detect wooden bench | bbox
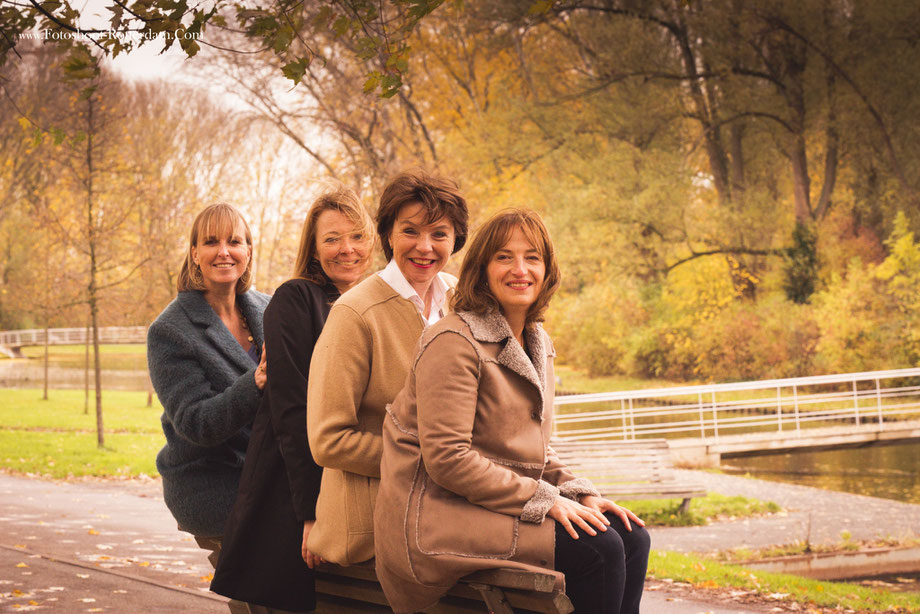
[551,437,706,513]
[315,561,573,613]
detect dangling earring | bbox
[192,261,203,286]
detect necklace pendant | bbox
[248,335,254,342]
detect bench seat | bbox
[315,562,573,613]
[551,437,706,512]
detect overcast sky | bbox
[71,0,204,82]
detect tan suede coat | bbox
[374,311,599,613]
[306,273,455,565]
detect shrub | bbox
[547,282,648,376]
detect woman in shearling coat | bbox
[147,203,269,600]
[374,209,650,614]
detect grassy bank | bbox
[555,364,683,393]
[630,493,781,527]
[650,550,920,612]
[7,343,148,371]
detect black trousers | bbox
[553,512,650,614]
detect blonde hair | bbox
[451,209,561,326]
[292,184,375,285]
[177,203,253,293]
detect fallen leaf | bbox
[200,573,213,582]
[87,529,99,535]
[13,589,24,595]
[13,544,26,549]
[79,598,96,602]
[15,563,28,568]
[76,574,89,579]
[137,561,150,567]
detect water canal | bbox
[723,443,920,505]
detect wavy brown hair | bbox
[292,184,375,285]
[177,203,253,294]
[375,169,469,261]
[451,209,561,326]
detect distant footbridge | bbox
[0,326,147,358]
[554,368,920,467]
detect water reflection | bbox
[723,443,920,504]
[0,361,150,391]
[848,572,920,593]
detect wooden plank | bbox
[463,568,556,593]
[318,563,573,613]
[552,437,706,504]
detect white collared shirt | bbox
[378,258,449,325]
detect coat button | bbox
[539,559,548,566]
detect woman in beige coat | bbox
[375,209,650,614]
[306,170,469,565]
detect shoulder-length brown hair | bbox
[292,184,375,285]
[177,203,254,294]
[451,209,561,326]
[376,169,469,261]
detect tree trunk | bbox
[42,324,49,401]
[85,95,105,449]
[90,294,104,448]
[84,313,90,415]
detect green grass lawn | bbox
[555,364,685,394]
[0,430,160,478]
[1,388,162,432]
[18,343,148,357]
[630,493,781,527]
[650,550,920,612]
[0,388,163,478]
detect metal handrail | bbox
[553,368,920,441]
[0,326,147,347]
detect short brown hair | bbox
[451,209,561,326]
[292,183,375,285]
[375,169,469,260]
[177,203,253,294]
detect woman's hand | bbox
[254,343,267,390]
[580,495,645,532]
[301,520,325,569]
[547,496,611,540]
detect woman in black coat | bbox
[211,185,374,613]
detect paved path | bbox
[655,470,920,554]
[2,472,908,613]
[0,475,225,613]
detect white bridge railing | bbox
[553,368,920,441]
[0,326,148,347]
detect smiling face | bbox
[191,220,251,293]
[486,226,546,319]
[389,202,456,296]
[314,209,371,293]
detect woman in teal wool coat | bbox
[147,203,269,614]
